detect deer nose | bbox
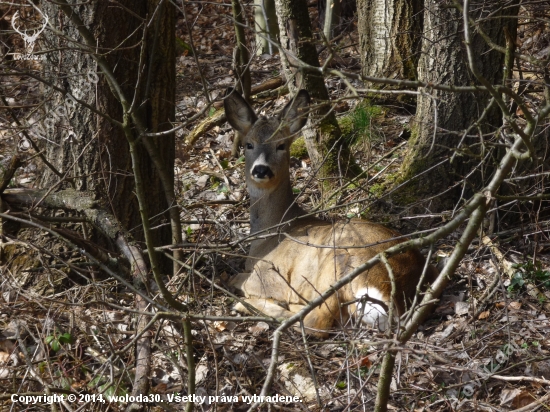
[252,165,274,180]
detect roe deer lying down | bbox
[224,89,438,335]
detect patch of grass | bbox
[335,381,347,390]
[339,101,382,146]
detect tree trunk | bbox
[38,1,175,272]
[358,0,422,80]
[232,0,252,156]
[322,0,340,41]
[254,0,279,55]
[232,0,252,100]
[274,0,360,196]
[397,1,519,211]
[319,0,356,39]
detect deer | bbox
[224,88,438,336]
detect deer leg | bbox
[234,299,336,338]
[289,297,339,337]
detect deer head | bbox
[224,88,310,197]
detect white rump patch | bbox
[355,288,389,331]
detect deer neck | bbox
[248,176,304,235]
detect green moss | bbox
[319,120,339,136]
[392,187,421,206]
[391,124,426,190]
[368,183,385,198]
[365,171,401,199]
[290,136,308,158]
[385,172,399,184]
[307,117,364,200]
[338,115,354,137]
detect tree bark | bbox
[358,0,422,80]
[35,1,177,404]
[319,0,356,39]
[254,0,279,55]
[274,0,360,196]
[232,0,251,100]
[322,0,339,41]
[397,1,519,210]
[231,0,252,156]
[38,1,175,272]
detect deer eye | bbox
[246,143,254,150]
[276,143,285,151]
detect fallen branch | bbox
[2,187,155,402]
[3,188,98,214]
[0,155,23,195]
[185,109,226,147]
[511,392,550,412]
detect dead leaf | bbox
[478,310,491,320]
[500,388,522,406]
[512,390,535,408]
[509,301,522,310]
[0,340,15,353]
[195,363,209,384]
[248,321,269,335]
[70,381,85,390]
[359,357,372,368]
[152,383,167,394]
[434,301,454,315]
[455,301,470,316]
[516,107,524,116]
[211,321,227,332]
[495,302,506,309]
[219,271,229,282]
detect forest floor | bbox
[1,1,550,411]
[170,2,550,411]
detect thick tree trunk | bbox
[358,0,422,80]
[397,1,519,211]
[274,0,360,196]
[38,1,175,272]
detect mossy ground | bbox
[290,136,308,158]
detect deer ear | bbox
[279,90,310,135]
[224,88,257,135]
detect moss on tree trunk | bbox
[395,1,519,211]
[274,0,361,197]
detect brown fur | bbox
[224,89,438,336]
